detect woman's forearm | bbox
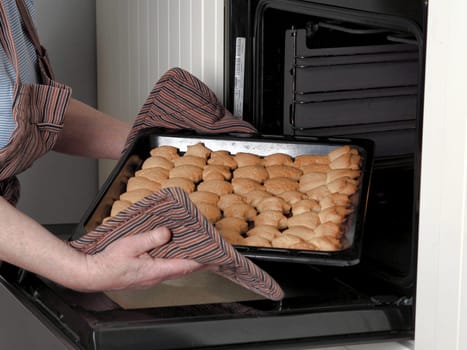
[53,98,131,160]
[0,196,203,291]
[0,196,89,290]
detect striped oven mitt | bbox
[70,187,284,301]
[123,67,257,153]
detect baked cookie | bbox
[255,196,291,214]
[318,206,352,224]
[299,172,327,193]
[202,164,232,181]
[234,152,262,167]
[327,178,358,195]
[218,228,244,245]
[169,165,203,182]
[306,185,331,201]
[240,235,272,248]
[189,191,220,206]
[173,155,206,168]
[135,167,170,183]
[198,179,233,196]
[301,164,329,174]
[185,142,212,160]
[161,177,195,193]
[232,178,265,195]
[141,156,174,170]
[266,165,302,180]
[195,202,222,224]
[332,153,360,170]
[244,190,273,207]
[208,150,237,169]
[233,165,269,183]
[215,217,249,234]
[283,226,317,241]
[327,169,361,183]
[319,193,351,210]
[287,211,320,230]
[289,241,318,250]
[291,199,320,216]
[277,191,306,205]
[120,189,153,203]
[271,234,304,249]
[126,176,161,192]
[264,177,299,195]
[294,154,329,168]
[217,193,245,211]
[223,203,257,221]
[306,236,341,251]
[149,145,179,160]
[262,153,293,167]
[314,222,341,238]
[246,225,281,241]
[328,145,351,162]
[253,211,288,230]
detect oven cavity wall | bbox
[224,0,425,296]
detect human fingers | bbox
[117,227,172,257]
[84,249,202,291]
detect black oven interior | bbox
[225,0,425,297]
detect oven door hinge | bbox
[370,295,413,306]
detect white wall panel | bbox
[416,0,467,350]
[96,0,224,122]
[96,0,225,183]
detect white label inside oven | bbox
[233,37,246,119]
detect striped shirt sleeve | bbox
[0,0,39,149]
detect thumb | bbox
[125,227,171,256]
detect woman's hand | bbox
[80,227,204,291]
[0,196,203,292]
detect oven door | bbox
[0,242,414,350]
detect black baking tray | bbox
[72,128,373,266]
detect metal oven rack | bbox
[283,23,420,157]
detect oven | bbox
[221,0,426,344]
[0,0,427,349]
[226,0,426,288]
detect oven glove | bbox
[69,187,285,301]
[123,67,257,153]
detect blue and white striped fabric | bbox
[0,0,39,149]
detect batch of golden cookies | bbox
[107,142,362,252]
